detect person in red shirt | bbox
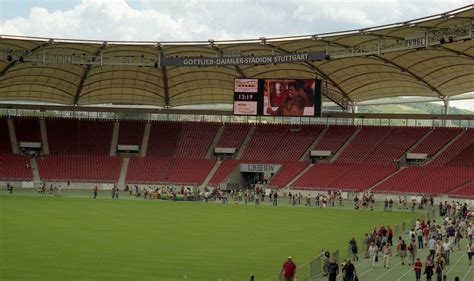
[414,258,422,281]
[281,256,296,281]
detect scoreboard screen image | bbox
[233,78,321,117]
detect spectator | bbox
[424,256,435,281]
[428,236,437,260]
[368,242,378,267]
[382,243,392,268]
[467,241,473,266]
[398,239,407,265]
[349,236,359,261]
[342,259,356,281]
[414,257,422,281]
[327,257,339,281]
[319,249,330,276]
[408,239,417,266]
[280,256,296,281]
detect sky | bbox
[0,0,473,110]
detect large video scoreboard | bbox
[233,78,322,117]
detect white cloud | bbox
[1,0,472,41]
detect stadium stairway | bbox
[201,159,223,187]
[39,119,49,155]
[329,127,361,163]
[299,127,329,161]
[404,128,433,154]
[235,125,256,160]
[285,163,314,188]
[117,158,130,189]
[30,158,41,188]
[368,167,406,191]
[423,129,465,166]
[7,118,19,154]
[140,122,151,157]
[110,121,120,156]
[205,124,225,159]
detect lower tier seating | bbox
[448,182,474,198]
[373,166,474,195]
[0,153,33,180]
[37,155,122,182]
[291,163,398,191]
[126,157,215,185]
[208,160,239,186]
[267,161,309,189]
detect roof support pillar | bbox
[73,42,107,105]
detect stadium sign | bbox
[240,163,282,173]
[160,51,327,67]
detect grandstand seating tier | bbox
[241,124,323,161]
[267,161,309,189]
[373,166,474,195]
[13,117,41,143]
[0,118,11,153]
[46,119,114,155]
[126,157,216,185]
[429,130,474,167]
[36,155,122,182]
[292,163,398,191]
[216,123,251,149]
[0,154,33,180]
[313,125,356,152]
[117,120,146,145]
[147,122,218,158]
[208,159,239,186]
[411,128,462,156]
[448,182,474,198]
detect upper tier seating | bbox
[361,127,429,164]
[291,163,397,191]
[118,120,146,145]
[46,118,113,155]
[0,153,33,180]
[313,125,356,153]
[411,128,462,156]
[241,124,323,161]
[0,118,11,152]
[373,166,474,195]
[216,123,250,149]
[429,129,474,167]
[445,143,474,167]
[335,126,428,165]
[126,157,216,185]
[335,126,393,164]
[13,117,41,143]
[147,122,218,158]
[36,155,122,182]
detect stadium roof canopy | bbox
[0,5,473,110]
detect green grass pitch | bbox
[0,194,417,281]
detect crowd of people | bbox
[281,212,473,281]
[363,216,473,280]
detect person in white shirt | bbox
[382,244,392,268]
[467,225,473,242]
[428,236,437,259]
[442,238,453,265]
[368,243,379,267]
